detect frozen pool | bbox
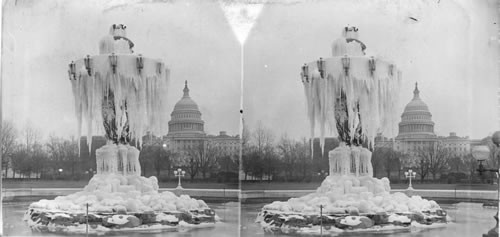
[240,202,497,237]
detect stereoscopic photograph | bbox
[1,0,499,237]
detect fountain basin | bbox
[256,209,449,235]
[23,207,217,234]
[256,174,451,234]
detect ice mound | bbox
[262,175,440,215]
[28,174,208,213]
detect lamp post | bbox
[472,132,499,237]
[404,169,416,190]
[174,168,186,189]
[85,168,94,180]
[319,204,324,236]
[317,170,328,181]
[58,168,63,180]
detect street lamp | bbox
[404,169,416,190]
[174,168,186,189]
[317,170,328,180]
[58,168,63,180]
[85,168,94,180]
[319,204,324,236]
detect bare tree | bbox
[241,122,251,153]
[277,134,311,181]
[185,148,200,181]
[139,143,172,178]
[46,136,79,178]
[486,140,499,169]
[155,148,172,178]
[253,121,274,154]
[23,123,41,152]
[11,144,28,178]
[1,120,17,177]
[277,134,295,181]
[462,153,478,182]
[10,123,44,178]
[187,142,220,179]
[372,147,401,180]
[253,122,277,181]
[295,137,312,181]
[31,143,48,179]
[417,143,451,181]
[241,124,253,180]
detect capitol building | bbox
[375,83,471,156]
[162,81,239,156]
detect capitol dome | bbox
[396,82,436,140]
[167,81,205,136]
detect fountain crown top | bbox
[332,26,364,56]
[343,26,359,39]
[183,80,190,97]
[109,24,127,37]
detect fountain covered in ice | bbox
[256,27,449,234]
[23,24,217,234]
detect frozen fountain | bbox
[256,27,450,234]
[23,24,217,234]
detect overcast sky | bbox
[2,0,498,141]
[2,0,241,139]
[244,0,498,140]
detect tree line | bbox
[140,136,239,182]
[0,120,239,181]
[2,119,495,183]
[372,139,498,183]
[1,121,80,179]
[242,121,315,182]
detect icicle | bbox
[302,53,401,157]
[351,146,360,176]
[70,55,169,150]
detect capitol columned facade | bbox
[375,83,471,157]
[163,81,239,156]
[394,83,438,153]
